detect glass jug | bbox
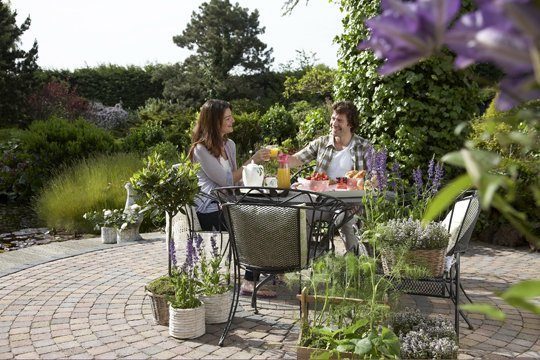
[277,154,291,188]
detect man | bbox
[288,101,371,253]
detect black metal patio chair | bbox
[397,190,481,340]
[212,186,349,346]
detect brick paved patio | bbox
[0,236,538,359]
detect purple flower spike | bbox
[210,234,219,258]
[185,235,196,272]
[358,0,461,75]
[374,149,388,190]
[365,144,375,174]
[413,167,423,194]
[427,156,435,184]
[169,238,177,268]
[497,74,540,111]
[431,162,444,194]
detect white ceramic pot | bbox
[101,227,117,244]
[169,303,206,339]
[200,291,232,324]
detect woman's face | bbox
[220,108,234,136]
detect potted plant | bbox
[197,233,232,324]
[377,218,450,277]
[296,253,401,359]
[117,203,143,243]
[83,208,123,244]
[131,153,201,329]
[145,275,175,326]
[167,235,205,339]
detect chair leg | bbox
[460,282,473,303]
[252,274,274,315]
[218,259,241,346]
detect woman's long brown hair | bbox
[188,99,232,160]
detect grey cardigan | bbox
[192,139,238,213]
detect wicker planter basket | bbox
[145,289,169,326]
[382,248,446,277]
[169,303,206,339]
[200,291,232,324]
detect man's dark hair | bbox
[332,101,358,133]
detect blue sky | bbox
[11,0,343,70]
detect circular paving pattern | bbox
[0,239,538,359]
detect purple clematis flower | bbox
[358,0,461,75]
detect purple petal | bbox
[497,74,540,111]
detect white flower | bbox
[83,213,88,219]
[130,204,141,211]
[103,210,112,217]
[120,222,128,230]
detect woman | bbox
[188,99,275,297]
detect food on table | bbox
[345,169,366,179]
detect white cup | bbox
[264,176,278,188]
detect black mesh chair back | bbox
[442,190,480,256]
[213,186,348,346]
[225,204,309,272]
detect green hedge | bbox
[37,65,163,109]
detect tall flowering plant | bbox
[167,232,203,309]
[361,147,445,231]
[198,234,231,296]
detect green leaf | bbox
[460,303,506,320]
[500,280,540,299]
[354,338,372,355]
[423,174,472,222]
[503,296,540,315]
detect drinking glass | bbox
[265,145,280,160]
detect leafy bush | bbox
[27,81,89,121]
[260,104,296,145]
[230,111,261,158]
[18,117,116,192]
[137,98,195,153]
[35,153,143,233]
[122,121,166,155]
[147,141,181,166]
[0,140,35,200]
[296,106,331,147]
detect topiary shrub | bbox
[35,153,143,233]
[17,117,117,192]
[260,104,296,146]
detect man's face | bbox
[330,111,352,138]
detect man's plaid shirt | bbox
[294,134,371,174]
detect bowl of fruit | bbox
[303,172,330,192]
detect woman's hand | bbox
[251,148,270,163]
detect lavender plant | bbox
[198,234,231,296]
[392,309,457,359]
[378,218,449,250]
